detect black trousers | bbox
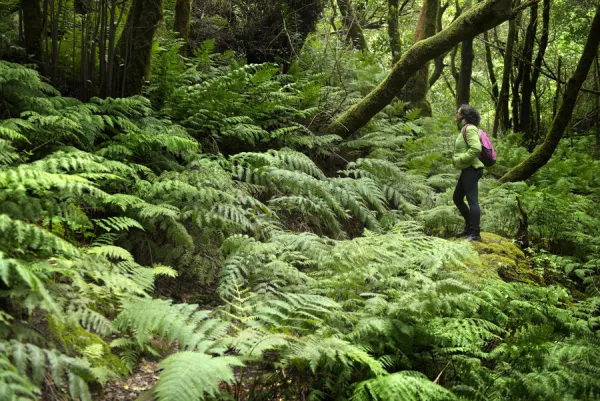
[453,166,484,234]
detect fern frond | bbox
[155,353,243,401]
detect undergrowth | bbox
[0,52,599,401]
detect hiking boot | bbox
[455,226,471,237]
[466,233,482,242]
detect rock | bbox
[464,233,544,284]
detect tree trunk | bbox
[529,0,549,136]
[594,55,600,159]
[21,0,44,65]
[492,17,515,138]
[428,2,449,87]
[174,0,192,42]
[517,1,537,134]
[499,4,600,183]
[387,0,402,64]
[326,0,513,139]
[552,56,562,118]
[399,0,440,116]
[50,0,63,82]
[337,0,368,51]
[114,0,163,97]
[483,30,499,102]
[456,37,474,107]
[102,0,119,97]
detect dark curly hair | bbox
[458,104,481,126]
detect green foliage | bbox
[155,353,243,401]
[2,38,600,401]
[352,371,456,401]
[0,340,94,401]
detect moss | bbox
[49,317,128,377]
[471,232,525,260]
[468,233,544,284]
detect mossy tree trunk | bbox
[399,0,439,117]
[428,2,450,87]
[387,0,402,63]
[326,0,513,139]
[483,30,499,102]
[174,0,192,42]
[21,0,44,65]
[456,37,474,108]
[499,4,600,183]
[113,0,163,97]
[595,55,600,159]
[492,17,515,138]
[529,0,549,138]
[517,1,537,135]
[511,13,522,130]
[337,0,368,51]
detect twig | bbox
[434,362,451,384]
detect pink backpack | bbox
[462,124,497,167]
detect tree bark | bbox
[428,2,450,87]
[483,30,499,102]
[511,14,522,131]
[174,0,192,42]
[387,0,402,64]
[517,1,537,134]
[326,0,513,139]
[499,4,600,183]
[456,37,474,107]
[529,0,549,136]
[552,56,562,118]
[492,17,515,138]
[594,55,600,159]
[114,0,163,97]
[399,0,440,116]
[21,0,44,65]
[337,0,368,51]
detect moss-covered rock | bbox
[461,233,544,284]
[49,317,129,377]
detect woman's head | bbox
[456,104,481,125]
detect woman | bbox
[452,104,484,242]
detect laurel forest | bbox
[1,0,600,400]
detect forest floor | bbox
[95,232,543,401]
[101,361,159,401]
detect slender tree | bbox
[337,0,368,50]
[510,12,522,130]
[552,56,562,118]
[387,0,402,63]
[326,0,514,139]
[492,17,516,138]
[428,1,450,86]
[400,0,440,116]
[517,0,537,134]
[21,0,44,65]
[456,37,474,107]
[499,4,600,183]
[114,0,164,97]
[174,0,192,42]
[529,0,549,137]
[594,55,600,159]
[483,30,499,102]
[455,0,474,108]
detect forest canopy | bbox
[1,0,600,400]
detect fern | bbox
[0,341,93,401]
[352,371,456,401]
[155,353,243,401]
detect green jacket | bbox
[453,122,484,170]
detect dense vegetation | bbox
[1,0,600,400]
